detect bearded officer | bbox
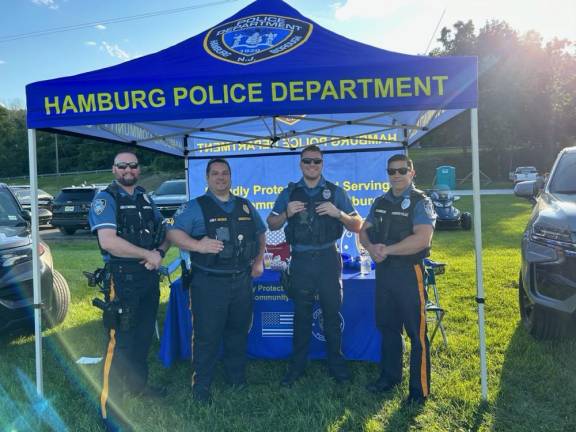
[359,153,436,406]
[267,145,363,387]
[167,158,266,404]
[89,149,169,431]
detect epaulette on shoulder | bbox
[411,188,427,199]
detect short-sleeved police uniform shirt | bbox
[88,182,163,260]
[168,190,266,237]
[271,176,358,252]
[365,184,436,227]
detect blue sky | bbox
[1,0,574,108]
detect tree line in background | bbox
[0,107,183,178]
[0,19,574,181]
[421,19,576,179]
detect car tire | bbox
[518,272,570,340]
[460,212,472,230]
[44,270,70,328]
[59,227,76,235]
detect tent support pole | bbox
[184,135,190,200]
[470,108,488,400]
[28,128,44,396]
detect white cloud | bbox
[330,0,575,54]
[32,0,59,10]
[84,41,97,46]
[100,41,131,60]
[0,60,6,65]
[95,24,107,30]
[333,0,412,20]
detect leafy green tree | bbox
[427,19,576,179]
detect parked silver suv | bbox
[515,146,576,339]
[150,179,187,218]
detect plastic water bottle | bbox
[360,250,371,276]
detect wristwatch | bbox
[155,248,166,258]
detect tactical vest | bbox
[368,188,430,264]
[189,194,258,273]
[101,182,162,260]
[284,181,344,246]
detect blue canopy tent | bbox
[25,0,486,399]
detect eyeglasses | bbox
[301,158,323,165]
[115,162,139,170]
[387,167,410,176]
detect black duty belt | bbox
[195,269,250,278]
[108,260,147,273]
[291,246,337,258]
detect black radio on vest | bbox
[284,181,343,245]
[189,194,258,272]
[367,189,430,264]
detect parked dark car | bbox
[51,185,105,235]
[0,183,70,333]
[150,179,187,218]
[9,185,54,226]
[515,146,576,339]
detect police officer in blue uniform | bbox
[360,154,436,405]
[167,158,266,404]
[89,150,169,431]
[267,145,363,387]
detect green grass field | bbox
[2,195,575,431]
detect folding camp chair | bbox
[424,258,448,348]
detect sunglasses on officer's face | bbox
[301,158,323,165]
[115,162,139,170]
[387,167,410,176]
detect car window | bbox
[11,188,51,198]
[0,189,25,226]
[156,181,186,195]
[55,189,96,202]
[549,153,576,194]
[13,189,29,200]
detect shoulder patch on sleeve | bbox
[173,203,186,218]
[93,198,107,215]
[423,199,436,219]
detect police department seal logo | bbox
[277,115,306,125]
[424,199,436,219]
[93,199,106,215]
[203,14,313,65]
[312,306,345,342]
[322,188,332,200]
[401,198,411,210]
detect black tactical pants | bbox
[375,261,430,398]
[190,270,252,393]
[289,246,346,374]
[100,261,160,425]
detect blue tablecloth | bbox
[158,269,380,367]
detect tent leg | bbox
[470,109,488,400]
[184,135,190,200]
[184,157,190,200]
[28,129,44,397]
